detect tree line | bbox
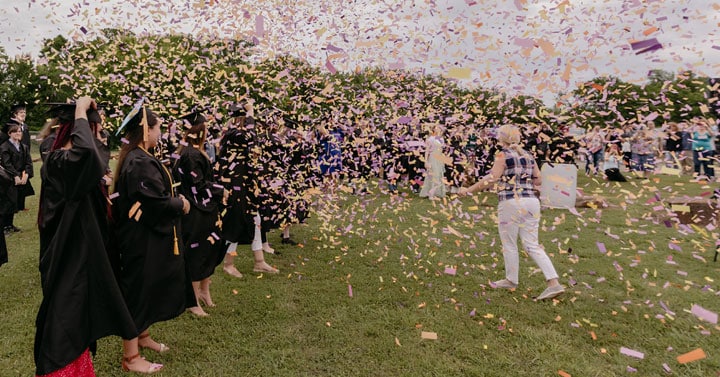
[1,29,717,145]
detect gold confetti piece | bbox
[445,67,472,79]
[128,201,141,219]
[394,337,401,347]
[420,331,437,340]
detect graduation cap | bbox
[180,110,206,127]
[117,99,150,141]
[45,102,103,123]
[228,103,246,118]
[3,121,21,135]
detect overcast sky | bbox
[1,0,719,104]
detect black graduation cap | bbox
[45,102,102,123]
[228,103,246,118]
[180,110,206,126]
[3,120,21,134]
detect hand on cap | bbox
[75,96,97,120]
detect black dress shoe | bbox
[281,237,298,245]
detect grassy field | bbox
[1,161,718,377]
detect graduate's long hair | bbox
[176,121,210,161]
[50,119,102,152]
[38,119,59,142]
[114,108,160,188]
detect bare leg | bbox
[223,252,243,278]
[138,329,170,353]
[253,249,278,273]
[198,278,215,307]
[188,281,208,316]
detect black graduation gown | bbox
[0,132,6,266]
[39,133,57,162]
[217,127,256,245]
[34,119,137,375]
[113,147,195,333]
[0,175,6,266]
[284,139,311,224]
[172,146,226,281]
[0,141,21,216]
[0,138,35,210]
[256,132,290,231]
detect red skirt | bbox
[36,349,95,377]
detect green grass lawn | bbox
[1,162,718,377]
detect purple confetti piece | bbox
[596,241,606,253]
[620,347,644,359]
[630,38,659,50]
[691,304,718,324]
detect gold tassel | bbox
[173,226,180,255]
[142,107,149,142]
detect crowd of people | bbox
[0,96,718,376]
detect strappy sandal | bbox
[121,353,163,374]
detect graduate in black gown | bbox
[5,103,35,212]
[113,103,193,374]
[0,122,34,233]
[217,105,279,277]
[172,111,228,317]
[0,128,6,266]
[34,98,137,377]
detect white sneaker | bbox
[536,285,565,300]
[491,279,518,289]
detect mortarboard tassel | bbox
[173,226,180,255]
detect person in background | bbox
[620,123,635,171]
[419,124,447,199]
[34,98,137,377]
[630,125,655,179]
[584,125,605,175]
[678,121,694,174]
[7,104,31,151]
[0,122,34,233]
[459,124,564,301]
[6,104,34,211]
[663,122,683,171]
[691,118,716,182]
[0,127,8,266]
[603,143,627,182]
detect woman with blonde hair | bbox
[459,124,564,301]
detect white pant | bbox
[226,213,263,253]
[497,197,559,284]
